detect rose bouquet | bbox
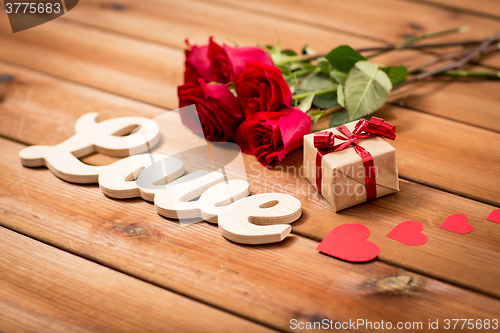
[178,38,311,167]
[179,29,500,166]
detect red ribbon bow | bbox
[313,117,396,201]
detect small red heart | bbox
[487,209,500,224]
[387,220,428,246]
[317,223,380,262]
[439,214,473,234]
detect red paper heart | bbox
[439,214,473,234]
[487,209,500,224]
[317,223,380,262]
[387,220,428,246]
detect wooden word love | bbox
[19,112,302,245]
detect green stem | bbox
[393,30,500,90]
[276,39,491,66]
[409,43,500,74]
[283,67,316,79]
[292,87,337,101]
[399,26,468,47]
[435,70,500,78]
[306,105,344,121]
[368,26,469,59]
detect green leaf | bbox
[227,82,237,98]
[328,109,350,127]
[297,92,316,112]
[329,110,372,127]
[289,62,305,71]
[337,84,345,107]
[312,92,339,109]
[288,72,297,94]
[318,57,330,75]
[269,46,281,64]
[308,110,324,125]
[382,66,409,86]
[344,61,392,119]
[278,65,292,76]
[325,45,367,73]
[282,49,297,56]
[302,45,315,55]
[330,68,348,86]
[298,74,336,92]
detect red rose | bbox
[235,107,312,167]
[184,42,212,84]
[184,38,273,84]
[178,79,243,142]
[235,61,293,118]
[209,38,273,83]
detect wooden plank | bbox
[375,104,500,207]
[61,0,375,51]
[1,9,500,134]
[0,227,276,333]
[61,0,500,132]
[61,0,500,70]
[57,0,500,132]
[388,69,500,132]
[1,63,500,299]
[0,18,183,109]
[2,4,500,135]
[60,0,500,47]
[61,0,492,73]
[200,0,500,42]
[409,0,500,20]
[0,63,165,146]
[199,0,500,65]
[2,138,500,332]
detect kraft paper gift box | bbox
[303,117,399,212]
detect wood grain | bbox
[375,104,500,207]
[388,70,500,132]
[409,0,500,19]
[0,227,276,333]
[58,0,500,132]
[0,19,183,109]
[61,0,375,51]
[60,0,500,126]
[1,63,500,299]
[2,137,500,332]
[1,8,499,134]
[1,0,499,330]
[203,0,500,66]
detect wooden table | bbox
[1,0,500,332]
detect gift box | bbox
[303,117,398,212]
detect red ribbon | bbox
[313,117,396,201]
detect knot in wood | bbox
[123,225,146,236]
[110,3,125,11]
[0,74,14,82]
[375,275,413,292]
